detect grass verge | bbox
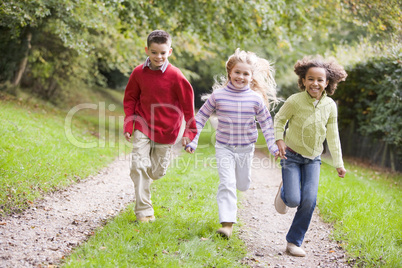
[256,134,402,267]
[318,160,402,267]
[62,130,248,267]
[0,88,129,217]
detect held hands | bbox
[185,146,194,154]
[275,139,287,160]
[181,137,195,154]
[181,137,191,147]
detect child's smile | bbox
[145,43,172,70]
[229,62,253,89]
[302,67,329,100]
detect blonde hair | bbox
[209,48,278,109]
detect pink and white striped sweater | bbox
[187,82,278,156]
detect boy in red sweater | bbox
[123,30,197,223]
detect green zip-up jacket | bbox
[274,91,344,168]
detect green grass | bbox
[255,134,402,267]
[62,129,247,267]
[318,161,402,267]
[0,89,130,216]
[3,92,401,267]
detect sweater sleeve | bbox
[186,94,216,151]
[256,102,278,156]
[274,97,294,141]
[174,70,197,140]
[123,69,140,134]
[326,102,344,168]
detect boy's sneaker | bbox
[137,215,155,223]
[286,242,306,257]
[275,182,288,214]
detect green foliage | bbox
[336,48,402,153]
[335,0,402,38]
[1,0,401,102]
[0,1,49,33]
[1,0,142,98]
[318,161,402,267]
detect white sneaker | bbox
[274,182,288,214]
[286,242,306,257]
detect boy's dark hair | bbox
[147,30,171,47]
[294,56,347,95]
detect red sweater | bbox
[123,63,197,144]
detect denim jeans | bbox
[280,148,321,247]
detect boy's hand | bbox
[181,137,191,147]
[124,132,131,142]
[336,167,346,178]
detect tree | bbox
[335,49,402,170]
[0,0,400,102]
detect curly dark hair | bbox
[294,56,347,95]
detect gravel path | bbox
[238,150,351,267]
[0,157,134,267]
[0,146,350,267]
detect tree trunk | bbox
[390,148,395,172]
[12,30,32,86]
[372,140,384,164]
[46,77,58,99]
[346,120,355,155]
[380,143,388,168]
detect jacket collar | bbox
[303,90,327,104]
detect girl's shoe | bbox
[274,182,288,214]
[216,222,233,238]
[286,242,306,257]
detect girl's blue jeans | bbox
[280,148,321,247]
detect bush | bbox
[335,50,402,171]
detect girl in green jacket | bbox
[274,56,347,257]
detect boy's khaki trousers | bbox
[130,130,172,219]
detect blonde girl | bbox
[185,48,279,237]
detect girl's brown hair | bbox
[294,56,347,95]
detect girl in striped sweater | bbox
[185,48,279,238]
